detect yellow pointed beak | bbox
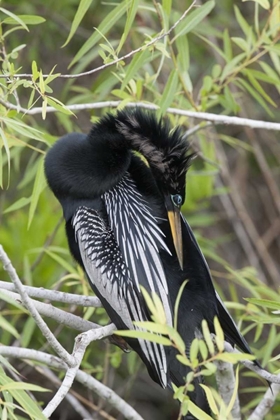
[168,209,183,270]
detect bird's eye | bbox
[171,194,182,207]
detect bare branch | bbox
[0,245,74,367]
[223,341,280,385]
[1,98,280,131]
[0,280,102,307]
[247,383,280,420]
[43,324,116,418]
[0,346,144,420]
[0,289,101,331]
[214,359,241,420]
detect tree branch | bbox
[248,383,280,420]
[0,280,102,307]
[0,245,74,367]
[0,346,143,420]
[1,99,279,131]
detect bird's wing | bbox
[102,172,173,328]
[181,215,256,357]
[72,204,170,387]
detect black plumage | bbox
[45,109,259,419]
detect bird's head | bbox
[116,109,194,269]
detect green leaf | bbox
[28,157,47,229]
[63,0,93,47]
[234,6,251,37]
[158,69,178,115]
[21,318,36,348]
[3,15,45,25]
[231,37,249,53]
[121,48,150,90]
[220,52,246,81]
[187,400,214,420]
[117,0,139,53]
[201,320,215,355]
[162,0,172,15]
[165,326,186,354]
[0,370,47,419]
[174,280,188,331]
[176,354,191,367]
[115,330,172,346]
[0,8,29,31]
[243,69,277,106]
[223,29,232,61]
[133,321,168,335]
[44,250,77,274]
[216,352,256,363]
[235,78,274,116]
[46,97,73,115]
[242,0,270,10]
[200,384,218,415]
[213,316,224,352]
[245,298,280,310]
[70,0,131,66]
[173,1,215,40]
[4,197,31,214]
[0,315,19,339]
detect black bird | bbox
[45,109,258,419]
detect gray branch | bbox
[0,346,143,420]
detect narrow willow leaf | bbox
[3,15,45,25]
[213,316,224,353]
[245,298,280,310]
[162,0,172,15]
[243,69,277,106]
[46,97,73,115]
[0,371,46,419]
[28,157,47,228]
[190,338,199,363]
[158,69,178,115]
[201,320,215,355]
[0,316,19,339]
[44,250,77,274]
[216,352,256,363]
[0,8,29,30]
[71,1,131,66]
[0,127,10,186]
[173,1,215,40]
[243,0,270,9]
[133,321,168,335]
[234,6,251,36]
[63,0,93,47]
[115,330,172,346]
[200,384,219,415]
[176,354,191,367]
[117,0,139,53]
[174,280,188,331]
[3,197,30,214]
[231,36,249,53]
[187,400,214,420]
[220,52,246,81]
[236,78,274,116]
[166,326,186,354]
[223,29,232,61]
[140,286,157,318]
[121,48,150,90]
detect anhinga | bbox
[45,109,258,419]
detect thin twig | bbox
[1,3,196,80]
[0,245,75,367]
